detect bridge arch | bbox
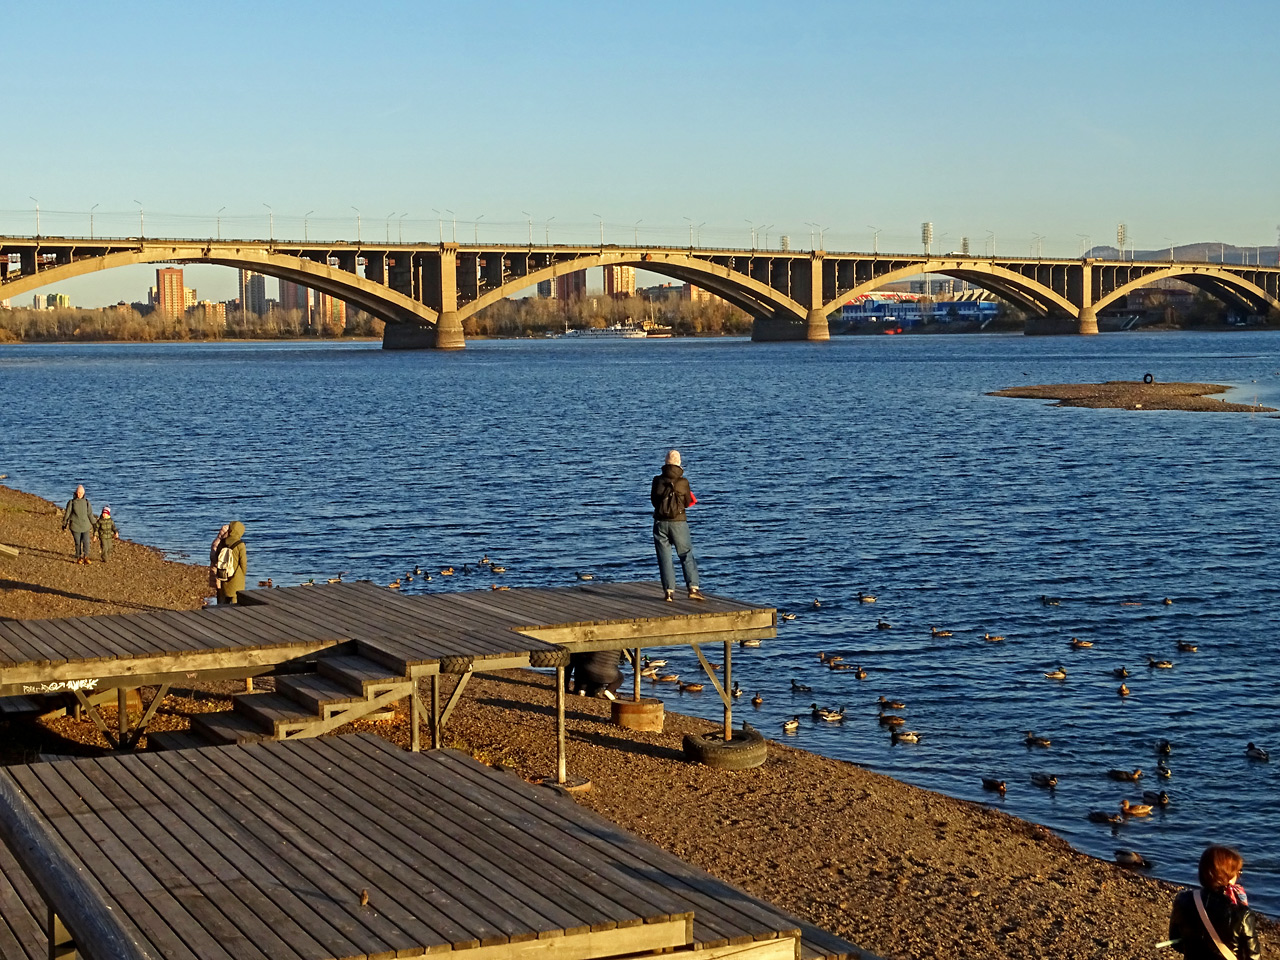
[458,251,810,327]
[1093,265,1280,315]
[0,243,440,327]
[819,259,1079,319]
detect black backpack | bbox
[655,479,683,520]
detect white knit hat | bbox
[665,449,681,466]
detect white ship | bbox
[560,323,649,339]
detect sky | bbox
[4,0,1279,306]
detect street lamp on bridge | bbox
[545,216,555,244]
[592,213,604,246]
[264,203,274,242]
[522,211,533,245]
[399,213,407,244]
[1164,236,1175,262]
[868,225,880,255]
[761,224,773,249]
[89,203,98,240]
[474,214,484,243]
[985,230,995,258]
[134,200,144,240]
[633,219,643,245]
[386,212,396,243]
[432,209,443,243]
[683,216,695,247]
[351,207,361,244]
[28,197,39,238]
[217,207,226,241]
[1031,233,1044,258]
[447,210,456,243]
[1077,234,1090,258]
[304,210,314,243]
[745,219,757,249]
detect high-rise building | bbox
[555,270,587,300]
[536,279,555,298]
[277,279,310,316]
[602,265,635,298]
[46,293,71,309]
[239,270,267,315]
[314,291,347,330]
[155,267,186,319]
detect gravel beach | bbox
[988,379,1276,412]
[1,483,1271,959]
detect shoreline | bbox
[990,379,1278,412]
[1,481,1274,958]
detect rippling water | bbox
[3,333,1278,911]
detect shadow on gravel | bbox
[0,578,165,613]
[472,694,606,725]
[568,728,686,762]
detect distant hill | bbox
[1086,242,1278,266]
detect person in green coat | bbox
[61,485,95,564]
[215,520,247,605]
[93,506,119,563]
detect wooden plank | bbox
[0,833,47,960]
[433,918,693,960]
[0,626,49,667]
[0,623,66,666]
[19,618,105,663]
[51,614,150,658]
[0,543,17,559]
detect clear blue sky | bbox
[5,0,1278,305]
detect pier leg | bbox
[411,681,422,752]
[430,674,442,750]
[117,688,128,741]
[555,666,567,785]
[1077,306,1099,335]
[805,307,831,341]
[434,311,465,350]
[723,640,733,740]
[634,647,641,702]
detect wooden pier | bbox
[0,735,867,960]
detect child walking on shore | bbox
[94,506,119,563]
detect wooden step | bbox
[276,674,363,717]
[353,639,412,675]
[317,655,407,696]
[147,730,211,751]
[233,692,318,736]
[190,710,271,745]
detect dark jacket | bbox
[1169,888,1261,960]
[651,464,693,522]
[577,650,624,686]
[216,520,247,603]
[62,496,94,534]
[94,513,117,540]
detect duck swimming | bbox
[1147,656,1174,669]
[853,665,868,680]
[878,712,906,727]
[931,626,953,637]
[1142,790,1171,806]
[1088,810,1124,824]
[1118,683,1130,697]
[858,592,877,603]
[1155,739,1172,755]
[679,682,704,693]
[1176,640,1198,652]
[876,619,892,630]
[740,637,762,648]
[812,704,845,722]
[1044,666,1068,680]
[731,681,744,698]
[981,778,1007,796]
[790,679,813,693]
[878,695,906,710]
[1030,772,1058,789]
[1024,731,1052,748]
[751,692,764,706]
[1120,799,1153,817]
[1069,638,1093,649]
[1245,742,1270,762]
[782,717,800,733]
[891,730,920,743]
[1107,768,1143,782]
[1112,666,1129,679]
[985,633,1005,643]
[1115,849,1151,868]
[1040,595,1061,606]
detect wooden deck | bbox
[0,735,866,960]
[0,581,775,697]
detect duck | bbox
[985,633,1005,643]
[326,577,342,584]
[981,778,1007,796]
[858,592,877,603]
[462,564,474,575]
[1043,665,1067,680]
[811,599,822,609]
[790,679,813,693]
[1176,640,1198,652]
[1030,772,1058,789]
[779,612,797,621]
[878,695,906,710]
[1162,598,1173,605]
[705,662,722,672]
[1115,849,1151,868]
[1024,731,1052,748]
[931,626,953,637]
[1112,666,1129,679]
[1107,768,1143,782]
[642,657,668,669]
[388,579,401,589]
[876,619,892,630]
[891,730,920,743]
[258,578,273,587]
[751,692,764,706]
[490,584,510,591]
[413,566,422,576]
[1120,799,1153,817]
[1040,595,1062,606]
[812,704,845,722]
[1155,739,1172,755]
[1088,810,1124,824]
[640,666,659,679]
[1146,655,1174,669]
[656,673,680,683]
[829,661,855,671]
[878,712,906,727]
[404,574,414,582]
[1156,763,1172,780]
[731,681,744,698]
[1118,683,1130,697]
[853,665,868,680]
[679,682,704,693]
[1245,742,1270,762]
[576,571,594,580]
[740,637,762,648]
[1121,601,1142,607]
[490,565,506,574]
[440,567,454,576]
[1069,637,1093,649]
[1142,790,1171,806]
[782,717,800,733]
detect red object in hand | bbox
[688,492,697,506]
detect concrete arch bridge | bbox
[2,236,1277,349]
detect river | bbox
[2,331,1278,911]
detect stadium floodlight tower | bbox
[921,221,934,256]
[1117,223,1128,260]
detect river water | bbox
[2,333,1278,912]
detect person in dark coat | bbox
[650,449,704,602]
[215,520,247,605]
[571,650,625,699]
[1168,844,1262,960]
[93,506,119,563]
[61,485,95,564]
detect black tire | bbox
[528,648,572,669]
[1143,373,1155,384]
[683,724,768,770]
[438,655,474,675]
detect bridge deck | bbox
[0,581,775,697]
[0,735,862,960]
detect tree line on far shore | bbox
[0,306,384,343]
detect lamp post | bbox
[29,197,39,237]
[216,206,226,241]
[350,206,361,243]
[134,200,144,240]
[592,213,604,246]
[695,221,705,245]
[385,212,396,243]
[984,230,995,258]
[868,225,880,254]
[1031,233,1043,257]
[761,224,773,249]
[744,219,756,249]
[683,216,695,246]
[304,210,314,243]
[89,203,98,240]
[814,223,827,249]
[633,218,643,245]
[398,213,407,244]
[447,209,456,243]
[545,216,555,244]
[432,208,443,243]
[522,210,533,245]
[474,213,484,243]
[1077,234,1090,257]
[264,203,274,242]
[1164,236,1175,261]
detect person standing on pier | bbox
[650,449,705,602]
[214,521,247,605]
[61,485,95,564]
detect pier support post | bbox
[805,307,831,341]
[1077,306,1099,335]
[434,311,465,350]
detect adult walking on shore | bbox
[61,485,95,564]
[650,449,704,602]
[1168,844,1261,960]
[214,521,247,605]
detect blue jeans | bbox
[653,520,700,592]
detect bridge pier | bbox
[434,311,465,350]
[806,308,831,342]
[1077,307,1099,335]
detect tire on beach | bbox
[438,655,474,675]
[528,648,572,669]
[683,724,768,770]
[1143,373,1155,384]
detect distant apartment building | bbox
[45,293,71,309]
[0,299,9,309]
[194,301,227,324]
[277,279,310,316]
[681,283,722,305]
[314,291,347,330]
[536,279,555,298]
[602,265,636,298]
[555,270,588,300]
[154,267,186,319]
[239,270,267,315]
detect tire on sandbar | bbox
[682,724,767,770]
[528,648,573,669]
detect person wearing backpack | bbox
[650,449,705,602]
[215,520,247,605]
